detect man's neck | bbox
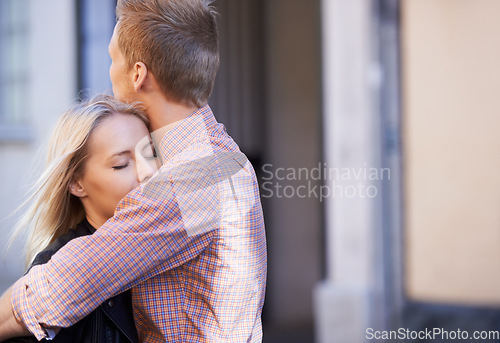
[145,94,199,131]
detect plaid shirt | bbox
[11,105,267,342]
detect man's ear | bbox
[69,179,87,198]
[133,62,148,93]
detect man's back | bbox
[122,105,267,341]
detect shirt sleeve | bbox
[11,149,221,340]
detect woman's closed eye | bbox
[112,163,129,170]
[109,150,133,170]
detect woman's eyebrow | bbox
[107,150,132,160]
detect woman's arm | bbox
[0,286,30,340]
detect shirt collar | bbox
[155,105,217,164]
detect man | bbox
[0,0,267,341]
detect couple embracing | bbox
[0,1,267,342]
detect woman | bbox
[6,94,158,343]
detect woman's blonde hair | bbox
[11,94,148,266]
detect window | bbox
[0,0,31,140]
[77,0,116,96]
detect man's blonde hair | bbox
[116,0,219,107]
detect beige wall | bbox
[402,0,500,305]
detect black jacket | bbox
[4,219,138,343]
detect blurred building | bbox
[1,0,500,342]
